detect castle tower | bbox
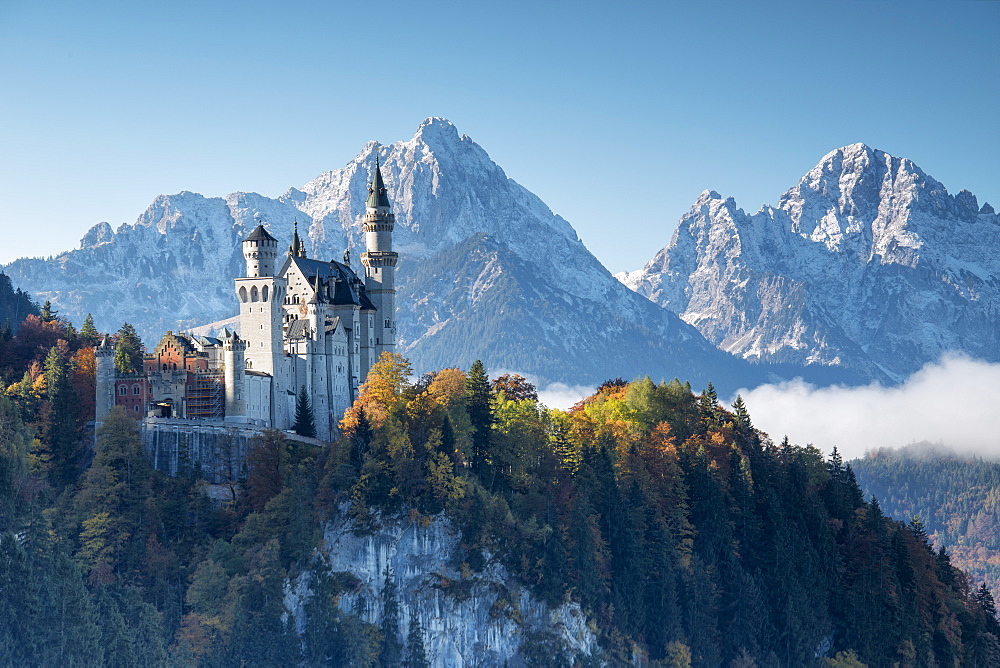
[222,329,247,421]
[360,157,398,363]
[95,334,116,420]
[236,224,286,378]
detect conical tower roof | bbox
[366,157,391,209]
[245,224,277,242]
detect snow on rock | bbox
[620,143,1000,382]
[2,118,746,389]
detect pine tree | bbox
[698,382,721,427]
[405,613,430,668]
[293,385,317,438]
[114,322,144,374]
[379,565,403,667]
[40,300,57,323]
[41,346,80,486]
[79,313,99,345]
[731,394,752,431]
[465,360,493,479]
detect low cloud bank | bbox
[537,382,597,411]
[736,354,1000,460]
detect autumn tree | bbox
[491,373,538,402]
[342,352,412,431]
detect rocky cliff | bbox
[286,512,597,667]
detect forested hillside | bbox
[852,446,1000,597]
[0,271,37,333]
[2,310,999,665]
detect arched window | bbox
[239,286,248,303]
[119,386,127,395]
[133,385,140,395]
[251,286,259,302]
[262,285,269,302]
[134,405,140,412]
[162,363,167,370]
[246,360,252,369]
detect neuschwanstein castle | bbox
[94,162,398,441]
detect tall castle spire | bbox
[366,156,392,209]
[360,153,398,360]
[289,220,306,258]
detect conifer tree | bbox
[41,345,80,486]
[698,382,721,427]
[731,394,752,431]
[465,360,493,478]
[114,322,144,374]
[379,565,402,667]
[293,385,317,438]
[406,613,430,668]
[40,300,57,323]
[79,313,99,345]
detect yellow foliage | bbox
[427,368,466,406]
[341,352,412,431]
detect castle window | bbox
[262,286,269,302]
[384,319,390,328]
[251,286,259,302]
[133,385,140,395]
[239,286,248,302]
[119,386,127,396]
[162,363,167,370]
[134,405,140,413]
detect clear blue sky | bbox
[1,0,997,273]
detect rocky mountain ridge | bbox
[618,143,1000,381]
[3,118,760,390]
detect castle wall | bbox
[142,418,255,483]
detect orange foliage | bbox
[341,352,412,432]
[427,368,466,406]
[71,346,96,421]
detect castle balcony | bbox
[360,251,398,268]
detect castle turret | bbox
[236,223,287,380]
[243,223,279,277]
[222,329,248,421]
[360,157,398,365]
[95,335,116,420]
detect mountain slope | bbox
[852,445,1000,595]
[3,119,754,389]
[619,144,1000,382]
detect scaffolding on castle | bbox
[187,374,224,419]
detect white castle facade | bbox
[95,162,398,441]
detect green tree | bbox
[79,313,99,345]
[294,385,317,438]
[379,565,403,667]
[465,360,493,479]
[40,300,58,323]
[114,322,144,374]
[406,613,430,668]
[41,345,81,486]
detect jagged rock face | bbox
[3,118,750,388]
[619,144,1000,382]
[284,513,597,667]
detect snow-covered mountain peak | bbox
[620,143,1000,382]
